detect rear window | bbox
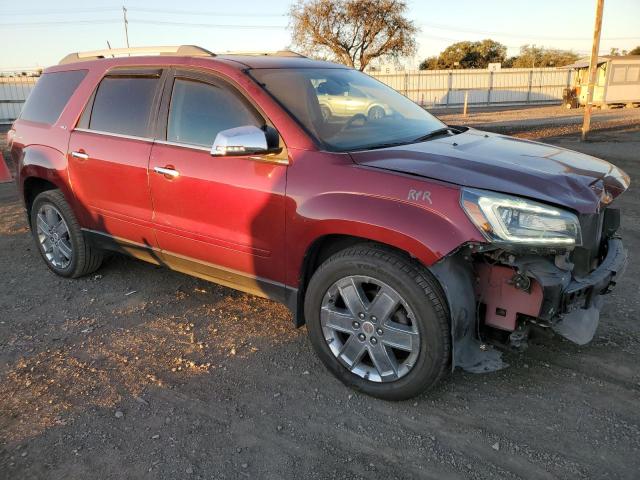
[20,70,87,125]
[88,76,159,137]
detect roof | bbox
[218,54,344,69]
[56,45,346,70]
[562,55,640,69]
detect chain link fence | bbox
[0,70,40,124]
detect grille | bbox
[570,208,620,277]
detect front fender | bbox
[298,191,477,266]
[285,153,486,288]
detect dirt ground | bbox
[1,110,639,479]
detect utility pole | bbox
[122,6,130,48]
[581,0,604,141]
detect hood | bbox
[350,129,629,214]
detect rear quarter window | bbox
[19,70,87,125]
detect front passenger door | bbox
[148,70,288,300]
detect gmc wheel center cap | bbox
[362,321,374,335]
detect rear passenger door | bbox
[68,69,163,247]
[148,69,288,299]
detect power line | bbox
[0,19,121,28]
[2,7,118,15]
[128,7,286,17]
[419,21,640,41]
[130,19,287,30]
[1,7,286,17]
[0,19,286,29]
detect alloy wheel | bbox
[36,204,73,269]
[320,275,420,382]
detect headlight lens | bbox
[461,188,582,247]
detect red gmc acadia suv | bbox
[9,46,629,400]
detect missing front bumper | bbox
[551,238,627,344]
[430,238,627,373]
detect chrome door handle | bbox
[71,151,89,160]
[154,166,180,178]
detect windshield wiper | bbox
[355,127,462,151]
[361,140,415,151]
[413,127,459,143]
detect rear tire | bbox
[304,244,450,400]
[30,189,103,278]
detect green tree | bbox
[418,56,439,70]
[609,47,628,56]
[629,45,640,55]
[289,0,417,71]
[419,39,507,70]
[506,45,579,68]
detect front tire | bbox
[30,190,103,278]
[305,244,450,400]
[368,105,385,120]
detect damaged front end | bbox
[430,189,628,374]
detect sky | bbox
[1,0,639,70]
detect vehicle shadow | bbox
[0,183,302,445]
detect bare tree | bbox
[289,0,417,71]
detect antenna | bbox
[122,6,130,48]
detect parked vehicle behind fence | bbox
[8,45,629,400]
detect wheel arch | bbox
[367,103,385,114]
[293,233,435,327]
[19,145,87,225]
[288,188,485,327]
[23,177,59,216]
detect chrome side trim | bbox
[82,228,300,322]
[82,228,285,291]
[73,130,289,165]
[153,139,289,165]
[153,139,211,152]
[248,154,290,166]
[74,128,153,142]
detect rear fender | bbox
[19,145,87,223]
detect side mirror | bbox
[211,125,271,156]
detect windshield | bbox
[251,68,446,151]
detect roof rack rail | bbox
[59,45,215,65]
[221,50,307,58]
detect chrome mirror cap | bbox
[211,125,268,156]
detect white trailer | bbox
[563,55,640,108]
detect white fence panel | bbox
[370,67,574,108]
[1,67,577,123]
[0,71,39,123]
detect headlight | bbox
[461,188,581,247]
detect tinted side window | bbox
[20,70,87,125]
[167,79,262,147]
[89,76,159,137]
